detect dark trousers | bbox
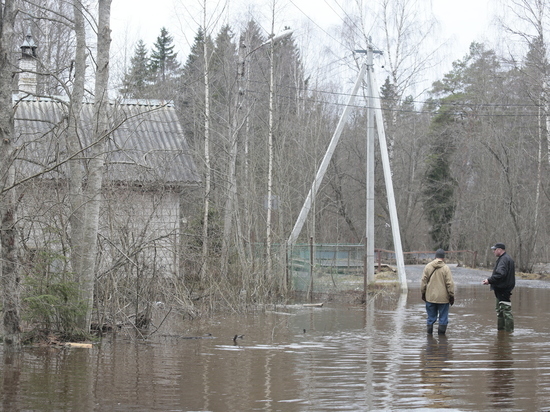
[493,288,512,302]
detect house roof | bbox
[14,97,201,188]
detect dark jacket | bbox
[488,252,515,291]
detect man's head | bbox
[435,249,445,259]
[491,243,505,257]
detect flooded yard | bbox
[2,266,550,411]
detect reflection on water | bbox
[2,272,550,411]
[2,352,21,412]
[421,335,452,409]
[488,333,514,409]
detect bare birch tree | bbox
[77,0,112,330]
[200,0,212,282]
[67,0,87,293]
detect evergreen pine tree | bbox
[210,25,237,111]
[179,28,214,149]
[150,27,181,84]
[120,39,150,98]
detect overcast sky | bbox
[111,0,493,54]
[109,0,496,93]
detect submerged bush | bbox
[22,249,88,341]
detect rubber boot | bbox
[497,313,505,330]
[496,299,505,330]
[500,301,514,332]
[427,324,433,334]
[437,324,447,335]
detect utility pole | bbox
[287,62,368,245]
[365,44,377,285]
[365,42,407,291]
[287,42,407,291]
[266,15,275,278]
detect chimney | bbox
[19,28,37,95]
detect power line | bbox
[247,76,544,108]
[287,0,349,50]
[243,80,546,117]
[329,0,364,37]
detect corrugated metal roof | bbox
[13,98,201,187]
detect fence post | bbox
[308,236,314,302]
[284,242,289,293]
[363,238,368,299]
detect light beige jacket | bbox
[420,259,455,304]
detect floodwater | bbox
[2,266,550,412]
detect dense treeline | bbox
[2,0,550,349]
[140,27,550,274]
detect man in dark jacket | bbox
[483,242,515,332]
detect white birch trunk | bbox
[200,1,211,281]
[68,0,87,280]
[78,0,112,331]
[266,6,275,279]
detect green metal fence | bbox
[286,244,478,294]
[287,243,366,293]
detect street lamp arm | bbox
[238,29,294,78]
[266,28,294,45]
[244,29,294,59]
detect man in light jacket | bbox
[421,249,455,335]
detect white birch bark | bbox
[78,0,112,330]
[266,3,275,279]
[200,1,211,282]
[67,0,87,281]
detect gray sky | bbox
[111,0,492,57]
[110,0,494,94]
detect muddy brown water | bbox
[2,266,550,411]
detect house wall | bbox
[100,187,182,279]
[18,181,185,282]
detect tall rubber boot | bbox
[427,324,433,334]
[500,301,514,332]
[497,314,505,330]
[496,299,505,330]
[437,324,447,335]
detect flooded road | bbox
[2,266,550,411]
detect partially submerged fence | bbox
[287,243,478,294]
[288,243,365,294]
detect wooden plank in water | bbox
[65,342,93,348]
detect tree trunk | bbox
[221,40,246,277]
[0,0,20,351]
[1,166,20,350]
[200,1,211,282]
[68,0,87,282]
[266,4,275,279]
[78,0,112,331]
